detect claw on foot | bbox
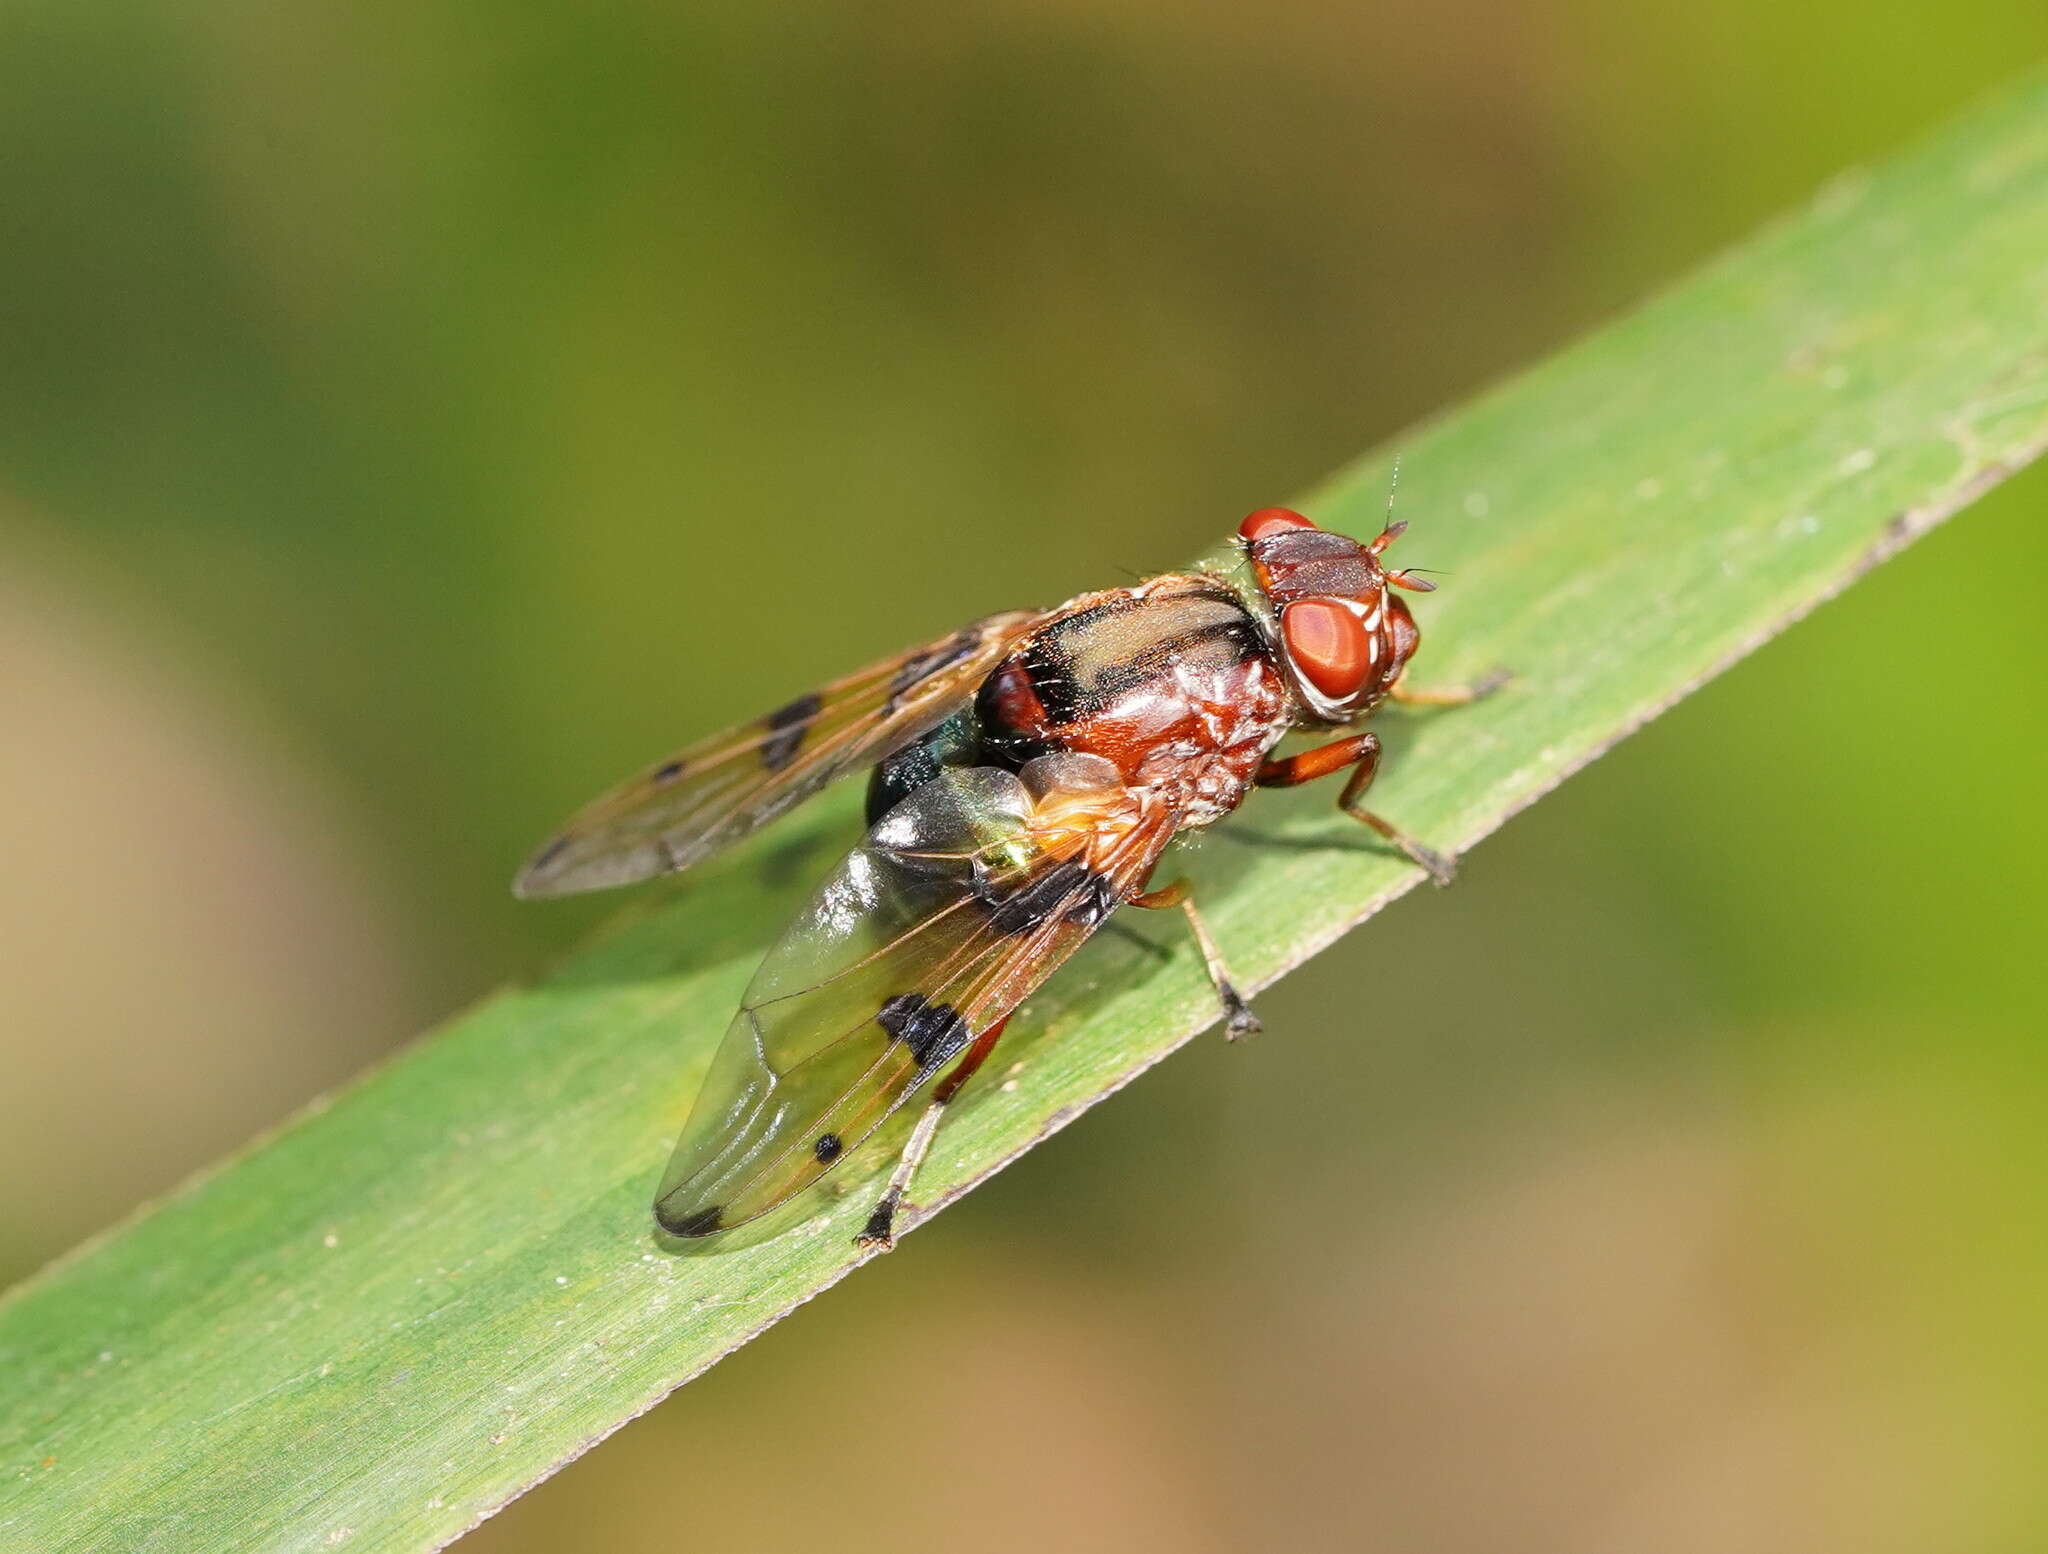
[851,1203,909,1253]
[1220,985,1262,1041]
[1404,841,1458,887]
[856,1197,902,1251]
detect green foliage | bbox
[4,73,2046,1554]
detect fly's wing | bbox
[653,758,1180,1237]
[515,611,1046,898]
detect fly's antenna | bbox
[1370,455,1409,556]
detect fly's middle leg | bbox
[1132,878,1260,1040]
[1256,732,1457,886]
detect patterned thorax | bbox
[975,574,1292,827]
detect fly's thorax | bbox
[1233,509,1430,724]
[982,577,1260,718]
[974,578,1289,793]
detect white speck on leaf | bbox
[1839,447,1877,475]
[323,1233,338,1249]
[1463,491,1491,519]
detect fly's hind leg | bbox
[1132,879,1259,1040]
[1256,733,1457,886]
[857,1016,1010,1252]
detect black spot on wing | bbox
[979,856,1121,936]
[651,758,686,785]
[657,1202,725,1237]
[813,1132,844,1163]
[876,993,971,1072]
[760,693,822,773]
[529,835,570,872]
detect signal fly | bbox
[518,507,1502,1248]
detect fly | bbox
[516,508,1504,1248]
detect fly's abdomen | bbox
[864,708,985,824]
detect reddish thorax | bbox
[976,576,1291,830]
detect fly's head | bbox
[1236,507,1433,724]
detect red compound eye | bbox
[1281,599,1373,701]
[1239,507,1318,543]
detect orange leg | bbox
[1389,666,1513,707]
[1133,879,1260,1040]
[1256,732,1457,886]
[857,1016,1010,1251]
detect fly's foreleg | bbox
[1388,666,1513,707]
[857,1016,1010,1252]
[1132,879,1260,1040]
[1256,732,1457,886]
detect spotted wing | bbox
[653,758,1180,1237]
[515,611,1047,898]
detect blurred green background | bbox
[3,1,2045,1550]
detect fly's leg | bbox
[1132,878,1260,1040]
[857,1016,1010,1252]
[1256,732,1457,886]
[1389,667,1513,707]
